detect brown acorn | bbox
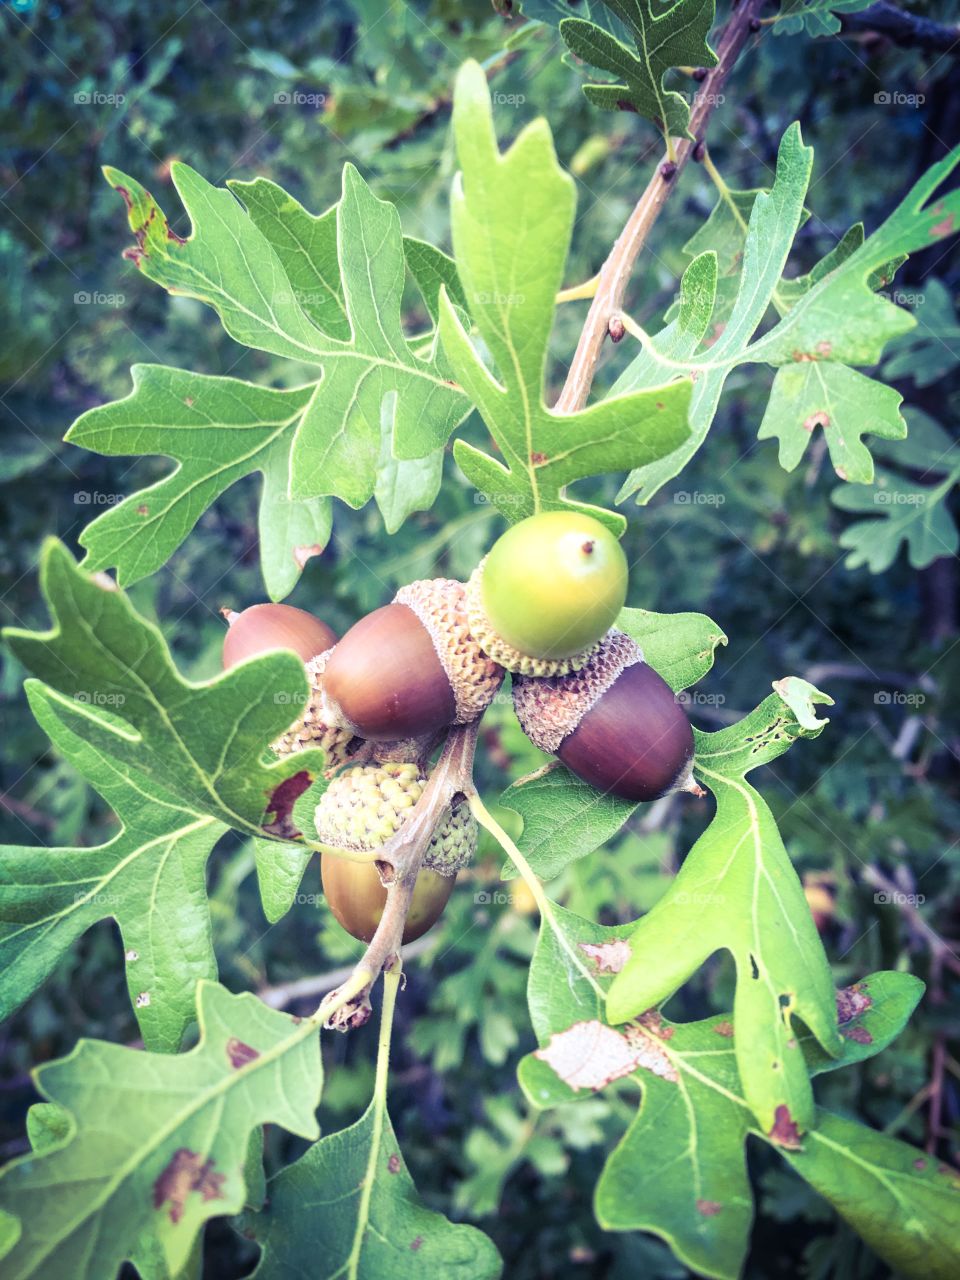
[512,630,698,802]
[221,603,337,669]
[322,579,503,741]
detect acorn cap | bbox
[512,629,643,752]
[394,578,504,724]
[273,648,358,773]
[314,762,477,875]
[466,558,601,677]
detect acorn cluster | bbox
[223,512,696,944]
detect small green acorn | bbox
[466,511,628,675]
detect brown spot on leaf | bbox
[226,1038,260,1069]
[530,451,548,465]
[154,1149,226,1223]
[713,1020,734,1038]
[137,504,149,516]
[617,100,639,113]
[931,213,955,239]
[122,246,145,268]
[792,349,814,363]
[816,341,832,358]
[836,985,872,1025]
[387,1154,401,1174]
[262,770,312,840]
[914,1158,927,1170]
[768,1104,803,1150]
[410,1236,424,1251]
[293,543,324,570]
[114,184,134,213]
[184,397,195,408]
[803,411,829,433]
[697,1199,722,1216]
[167,225,188,245]
[842,1025,873,1045]
[578,939,631,973]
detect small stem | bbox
[469,789,606,1002]
[342,965,401,1279]
[556,272,602,303]
[468,789,552,919]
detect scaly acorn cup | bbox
[322,578,503,741]
[466,511,629,676]
[271,649,359,773]
[512,630,698,802]
[315,762,476,943]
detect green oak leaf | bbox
[66,368,330,602]
[772,0,875,40]
[440,60,692,535]
[0,682,224,1051]
[226,177,350,340]
[881,277,960,388]
[831,409,960,572]
[607,677,843,1136]
[617,124,813,504]
[0,984,321,1280]
[242,1104,501,1279]
[518,904,950,1279]
[500,605,726,880]
[560,0,718,139]
[99,161,469,534]
[3,540,323,842]
[618,131,960,502]
[0,542,328,1045]
[757,362,906,484]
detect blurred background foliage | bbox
[1,1,959,1276]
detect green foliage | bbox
[441,61,691,533]
[0,984,322,1280]
[2,2,959,1277]
[560,0,718,139]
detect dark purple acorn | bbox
[512,631,698,802]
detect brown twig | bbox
[553,0,765,415]
[322,721,480,1030]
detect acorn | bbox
[322,578,503,741]
[512,630,697,802]
[466,511,628,676]
[221,603,337,669]
[315,762,476,943]
[221,604,357,773]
